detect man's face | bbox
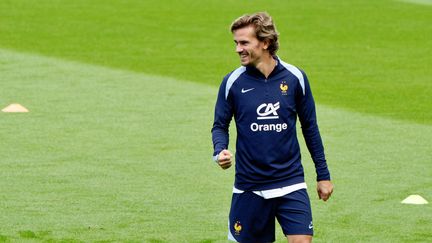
[233,25,268,67]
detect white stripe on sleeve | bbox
[225,66,246,99]
[278,58,305,95]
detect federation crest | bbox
[234,221,242,235]
[280,81,288,95]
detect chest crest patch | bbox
[280,81,288,95]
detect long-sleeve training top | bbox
[212,56,330,191]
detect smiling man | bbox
[211,12,333,243]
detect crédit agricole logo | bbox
[250,102,288,132]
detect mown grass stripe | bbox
[1,0,431,125]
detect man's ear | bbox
[262,39,270,50]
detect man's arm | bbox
[211,78,234,169]
[296,71,333,200]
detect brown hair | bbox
[230,12,279,55]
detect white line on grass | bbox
[397,0,432,5]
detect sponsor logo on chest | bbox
[250,102,288,133]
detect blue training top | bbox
[211,56,331,191]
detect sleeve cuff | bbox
[316,171,331,181]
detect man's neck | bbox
[254,54,277,79]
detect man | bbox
[211,12,333,243]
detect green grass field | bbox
[0,0,431,242]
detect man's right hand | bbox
[217,149,233,170]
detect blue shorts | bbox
[228,189,313,242]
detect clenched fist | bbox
[217,149,233,170]
[317,180,334,202]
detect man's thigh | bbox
[276,189,314,236]
[228,191,277,242]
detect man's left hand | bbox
[317,180,333,202]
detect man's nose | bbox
[236,44,243,53]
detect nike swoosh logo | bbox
[241,88,255,93]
